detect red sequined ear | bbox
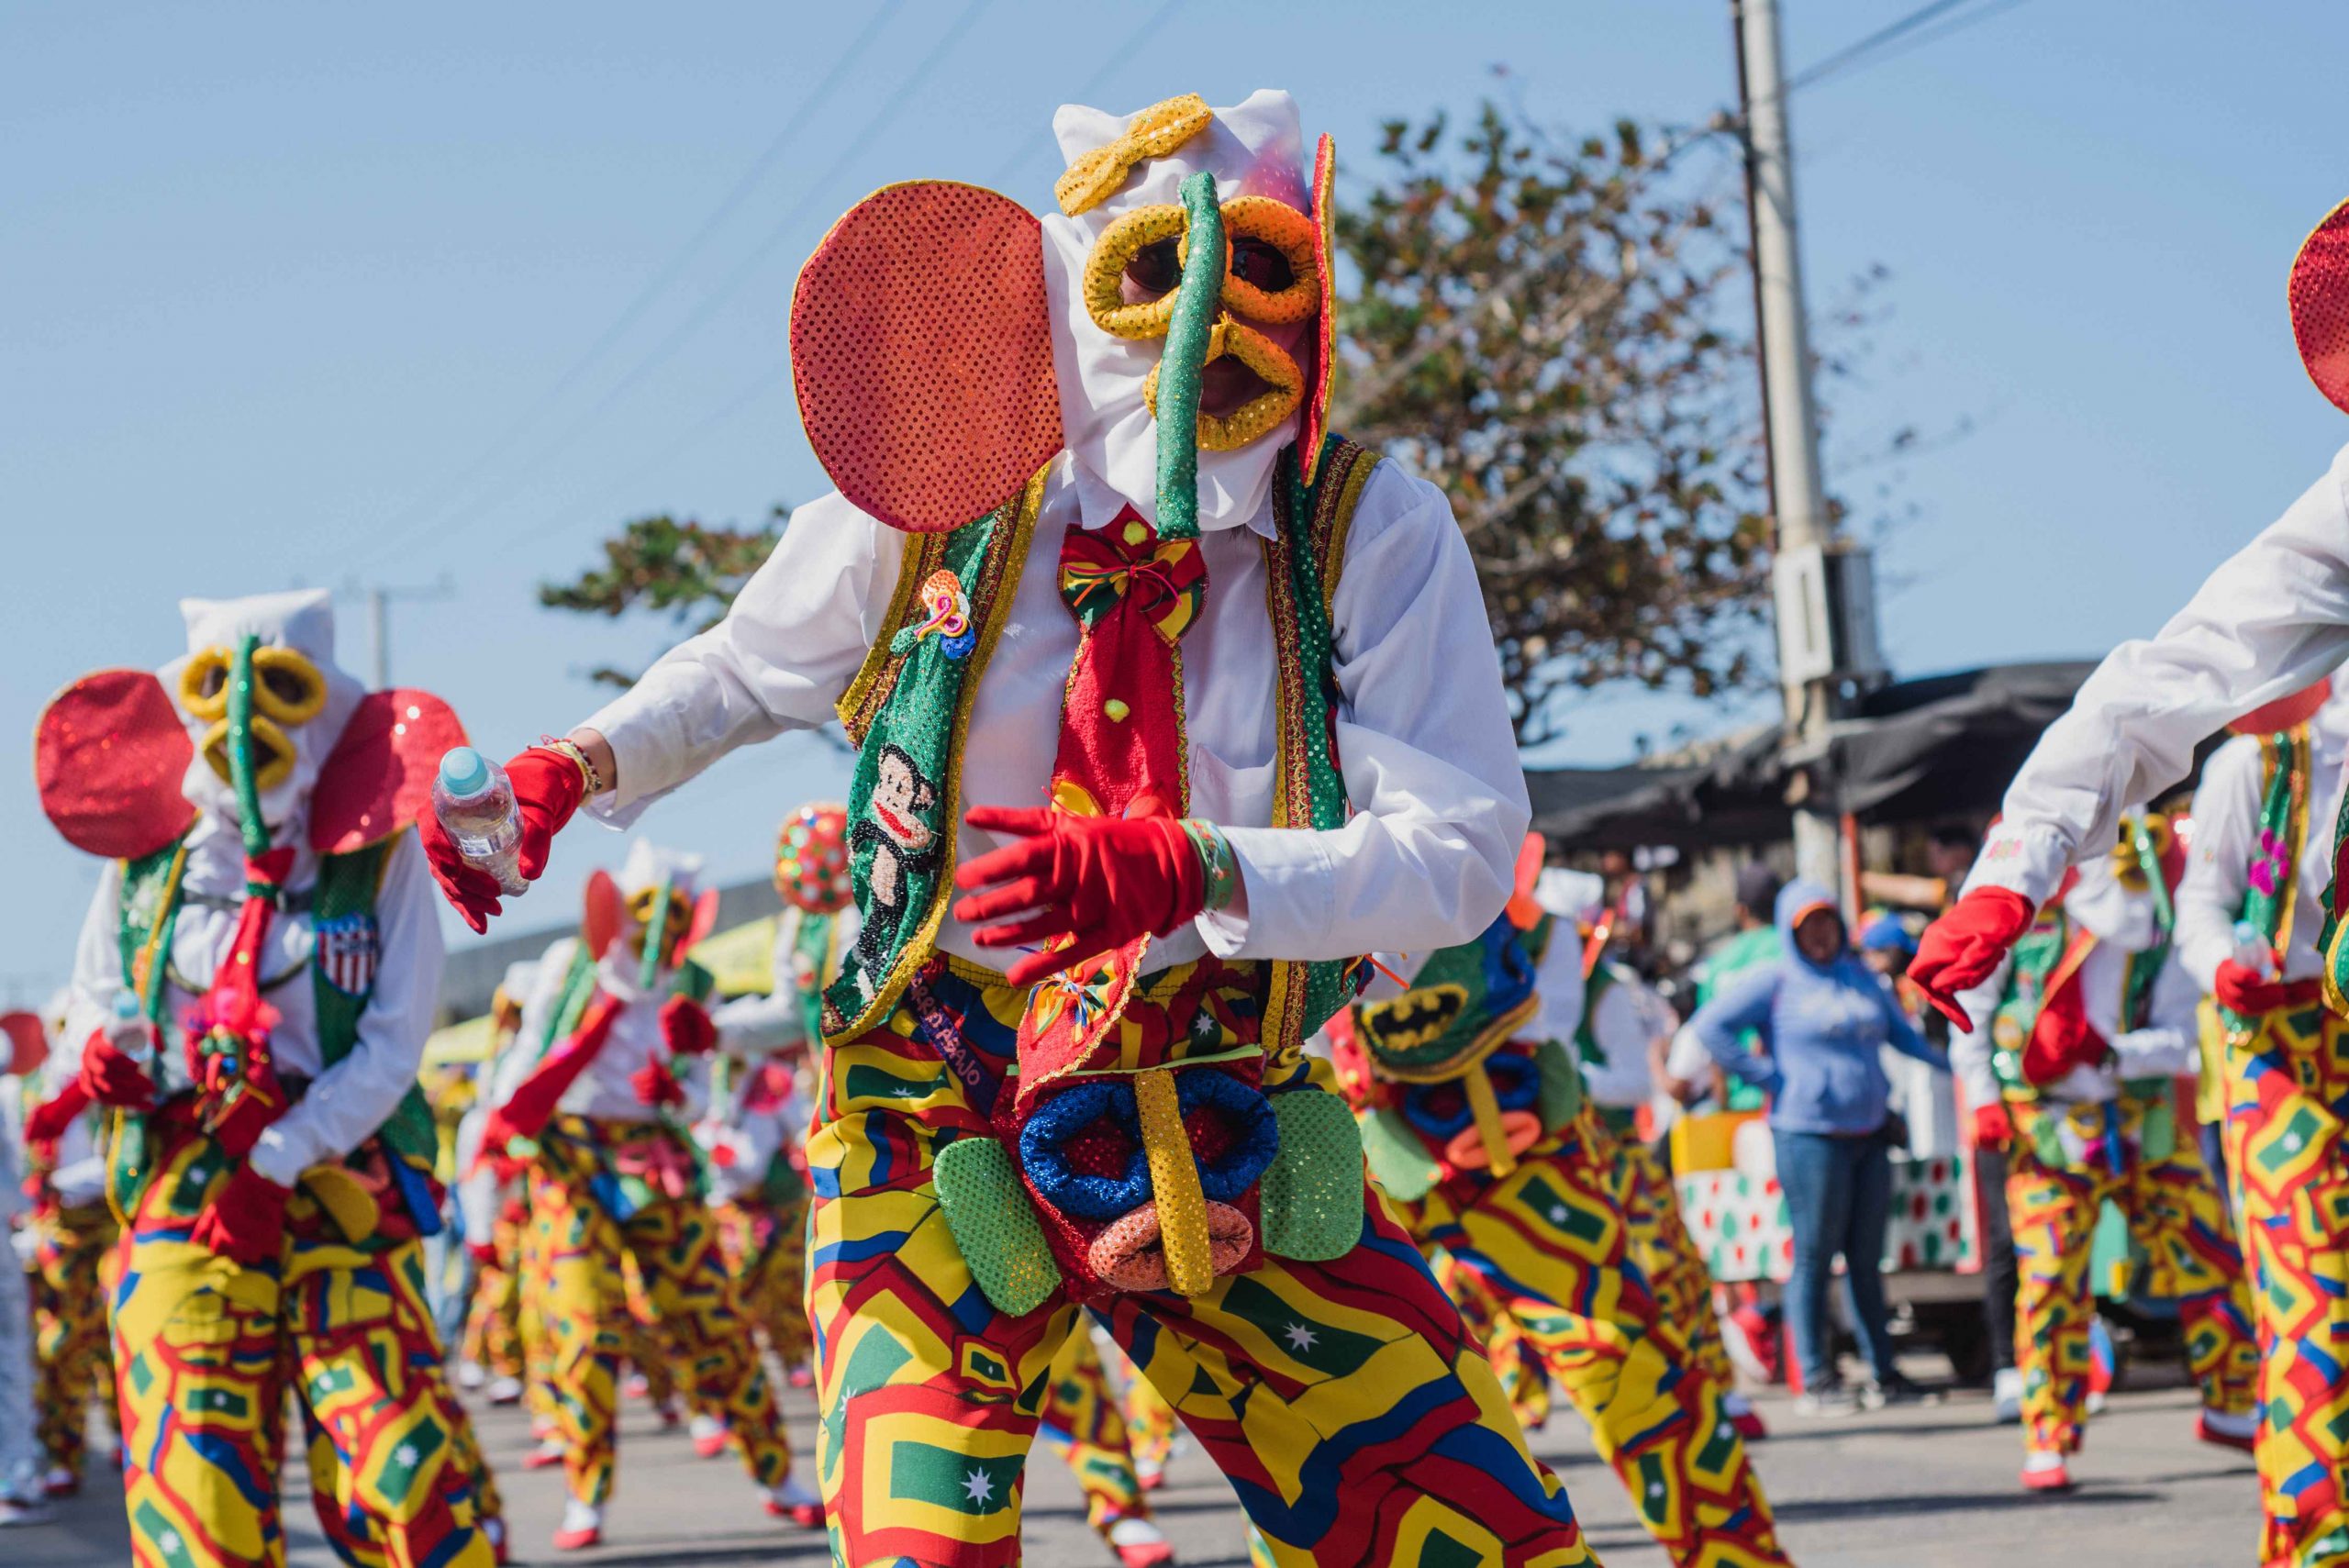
[583,870,624,961]
[682,886,722,953]
[310,689,469,854]
[2290,196,2349,415]
[36,669,197,860]
[792,180,1061,533]
[1299,133,1338,484]
[1,1011,45,1078]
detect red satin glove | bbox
[418,746,589,934]
[660,995,717,1057]
[1909,888,2037,1029]
[23,1081,94,1146]
[2215,960,2302,1018]
[79,1027,157,1110]
[952,804,1207,988]
[189,1166,291,1266]
[631,1059,685,1110]
[1972,1101,2014,1150]
[467,1239,499,1265]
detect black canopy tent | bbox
[1528,661,2102,851]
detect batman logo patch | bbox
[1359,984,1469,1066]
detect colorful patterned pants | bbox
[2006,1096,2257,1460]
[109,1116,494,1568]
[525,1116,793,1507]
[1611,1130,1740,1392]
[1120,1353,1181,1482]
[1436,1251,1553,1433]
[32,1200,120,1478]
[1037,1329,1155,1539]
[809,961,1595,1568]
[459,1203,525,1383]
[1398,1113,1788,1568]
[717,1195,814,1367]
[2228,1004,2349,1566]
[517,1192,559,1431]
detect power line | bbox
[323,0,912,574]
[1781,0,1976,94]
[340,0,995,578]
[982,0,1186,188]
[490,0,1189,562]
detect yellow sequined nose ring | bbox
[1141,316,1305,452]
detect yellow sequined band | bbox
[1055,94,1213,217]
[1134,1066,1215,1296]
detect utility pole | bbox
[342,575,454,690]
[1732,0,1883,901]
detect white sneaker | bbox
[1993,1366,2023,1425]
[690,1413,728,1443]
[42,1464,77,1496]
[485,1374,524,1406]
[1108,1516,1175,1565]
[0,1497,51,1528]
[455,1360,487,1391]
[766,1473,822,1526]
[552,1497,603,1551]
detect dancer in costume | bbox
[36,588,503,1566]
[1567,938,1766,1441]
[1330,841,1788,1567]
[475,840,817,1551]
[0,1012,52,1526]
[17,997,123,1497]
[1909,203,2349,1565]
[455,965,537,1408]
[1949,813,2258,1492]
[701,803,858,1393]
[422,90,1603,1568]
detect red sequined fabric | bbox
[791,181,1062,533]
[2290,196,2349,414]
[35,668,196,858]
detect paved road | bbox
[13,1363,2262,1566]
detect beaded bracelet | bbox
[1182,819,1240,912]
[537,735,605,798]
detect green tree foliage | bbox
[539,509,783,686]
[1335,104,1773,745]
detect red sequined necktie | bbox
[1015,506,1207,1087]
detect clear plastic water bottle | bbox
[2232,919,2276,979]
[434,746,529,897]
[110,990,155,1063]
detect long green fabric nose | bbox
[1153,170,1223,543]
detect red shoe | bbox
[1136,1466,1165,1493]
[765,1497,825,1528]
[2197,1410,2258,1453]
[694,1430,730,1460]
[787,1364,815,1389]
[1110,1519,1174,1566]
[42,1470,80,1498]
[2020,1459,2073,1493]
[552,1502,603,1551]
[1730,1407,1769,1441]
[1118,1541,1175,1568]
[521,1442,566,1472]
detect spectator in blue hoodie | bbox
[1689,878,1950,1415]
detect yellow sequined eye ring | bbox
[180,647,236,722]
[179,644,326,726]
[248,646,327,726]
[625,887,695,941]
[200,716,298,794]
[1219,196,1322,324]
[1141,317,1304,451]
[1055,94,1213,217]
[1082,204,1199,339]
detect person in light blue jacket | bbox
[1689,878,1949,1414]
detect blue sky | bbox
[6,0,2345,1005]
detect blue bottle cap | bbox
[439,746,491,797]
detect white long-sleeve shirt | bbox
[580,453,1531,970]
[61,814,444,1188]
[2173,697,2349,989]
[1950,861,2200,1107]
[1970,446,2349,907]
[29,1045,105,1209]
[494,938,708,1125]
